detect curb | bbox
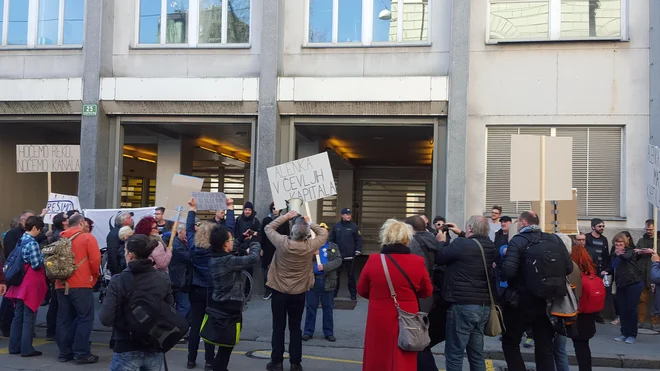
[481,349,660,369]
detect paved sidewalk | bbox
[24,294,660,369]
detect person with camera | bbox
[234,202,261,299]
[264,210,328,371]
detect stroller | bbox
[98,247,112,304]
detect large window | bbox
[488,0,626,43]
[137,0,251,47]
[0,0,84,47]
[307,0,429,46]
[485,126,622,218]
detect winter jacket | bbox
[585,233,610,273]
[99,259,173,353]
[208,241,261,311]
[330,220,363,258]
[106,226,126,276]
[651,262,660,285]
[612,246,643,288]
[314,242,342,291]
[493,229,508,249]
[636,233,659,287]
[211,209,236,230]
[436,236,496,305]
[501,228,573,295]
[187,211,212,288]
[169,236,191,289]
[51,228,64,243]
[56,228,101,290]
[148,240,172,272]
[260,214,290,268]
[234,211,261,252]
[413,231,441,278]
[265,216,329,295]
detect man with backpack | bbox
[55,214,101,364]
[500,211,573,371]
[100,234,179,371]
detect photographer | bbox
[234,202,261,298]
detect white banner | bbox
[16,144,80,173]
[647,144,660,208]
[83,207,155,249]
[44,193,80,224]
[267,152,337,210]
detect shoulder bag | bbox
[473,239,505,337]
[380,254,430,352]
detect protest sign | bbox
[83,207,155,249]
[267,152,337,210]
[16,145,80,173]
[192,192,227,211]
[647,144,660,209]
[44,193,81,224]
[164,174,204,222]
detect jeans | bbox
[618,281,643,337]
[0,296,15,335]
[46,284,58,337]
[271,289,305,365]
[304,276,334,337]
[9,299,37,355]
[502,296,555,371]
[110,351,164,371]
[212,346,233,371]
[56,288,94,359]
[188,286,215,364]
[174,290,192,324]
[553,334,569,371]
[444,304,490,371]
[334,260,357,298]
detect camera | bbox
[441,224,450,233]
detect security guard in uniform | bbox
[330,208,363,300]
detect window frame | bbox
[0,0,84,48]
[134,0,252,49]
[483,124,625,220]
[303,0,432,47]
[486,0,630,44]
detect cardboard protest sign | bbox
[16,145,80,173]
[192,192,227,211]
[83,207,155,249]
[267,152,337,210]
[164,174,204,222]
[647,144,660,209]
[531,189,579,234]
[44,193,81,224]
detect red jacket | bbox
[56,228,101,289]
[357,250,433,371]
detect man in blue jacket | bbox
[330,208,363,301]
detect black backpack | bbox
[120,271,189,353]
[521,232,568,299]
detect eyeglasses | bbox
[575,239,586,242]
[195,222,201,227]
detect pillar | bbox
[444,0,471,225]
[107,117,124,208]
[433,120,447,218]
[337,170,354,219]
[155,138,182,207]
[78,0,115,209]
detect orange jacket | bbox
[56,227,101,289]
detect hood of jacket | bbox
[60,227,82,239]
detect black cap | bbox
[341,208,352,215]
[500,216,512,223]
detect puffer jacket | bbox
[149,240,172,272]
[187,211,212,287]
[436,236,496,305]
[636,233,659,287]
[169,236,191,289]
[612,246,643,288]
[209,241,261,311]
[413,231,441,278]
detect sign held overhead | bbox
[44,193,81,224]
[192,192,227,211]
[267,152,337,210]
[16,145,81,173]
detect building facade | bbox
[0,0,652,248]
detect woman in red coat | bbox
[358,219,433,371]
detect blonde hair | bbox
[195,221,216,249]
[380,219,414,247]
[118,226,134,241]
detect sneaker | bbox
[290,364,303,371]
[58,355,74,362]
[625,336,637,344]
[350,295,357,301]
[652,324,660,332]
[611,317,621,326]
[21,351,43,357]
[325,335,336,342]
[523,338,534,348]
[267,362,284,371]
[186,361,196,369]
[75,354,99,364]
[263,292,273,300]
[302,334,311,341]
[614,335,627,342]
[595,315,605,324]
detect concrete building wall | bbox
[281,0,450,77]
[110,0,261,78]
[0,50,83,79]
[466,0,650,232]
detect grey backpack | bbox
[380,254,430,352]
